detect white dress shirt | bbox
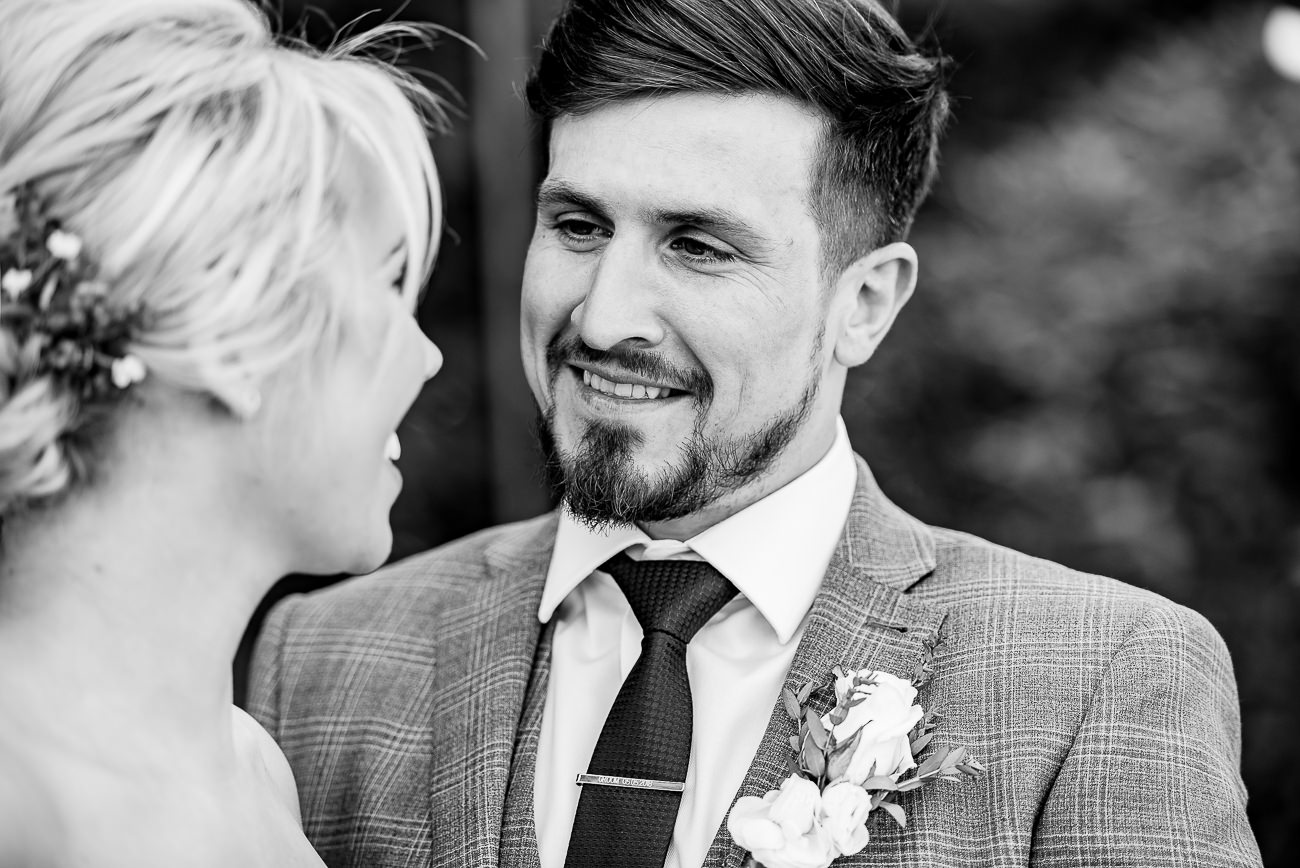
[535,419,857,868]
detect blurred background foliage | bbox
[243,0,1299,861]
[866,3,1299,859]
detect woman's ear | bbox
[200,365,265,421]
[206,380,262,419]
[831,241,918,368]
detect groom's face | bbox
[521,93,845,532]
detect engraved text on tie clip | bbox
[575,773,686,792]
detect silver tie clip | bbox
[575,773,686,793]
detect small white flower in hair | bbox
[1,268,34,299]
[110,354,147,389]
[46,229,83,261]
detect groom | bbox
[249,1,1260,866]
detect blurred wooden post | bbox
[466,0,552,520]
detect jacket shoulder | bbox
[899,528,1253,868]
[918,525,1230,676]
[926,524,1177,610]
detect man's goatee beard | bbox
[537,383,817,531]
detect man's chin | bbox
[554,432,680,477]
[542,417,704,527]
[539,379,815,530]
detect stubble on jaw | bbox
[537,334,820,531]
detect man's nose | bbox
[571,239,664,351]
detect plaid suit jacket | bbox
[248,455,1261,868]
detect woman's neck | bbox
[0,476,285,770]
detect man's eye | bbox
[671,236,736,263]
[556,219,608,241]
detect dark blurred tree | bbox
[899,0,1230,144]
[854,3,1300,860]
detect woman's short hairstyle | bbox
[525,0,950,271]
[0,0,446,513]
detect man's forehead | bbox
[547,92,823,155]
[542,93,822,225]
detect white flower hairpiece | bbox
[0,185,147,400]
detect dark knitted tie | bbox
[564,553,738,868]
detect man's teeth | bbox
[582,369,672,399]
[385,433,402,461]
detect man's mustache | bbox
[545,334,713,404]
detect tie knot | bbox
[601,553,738,644]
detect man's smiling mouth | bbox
[581,369,676,400]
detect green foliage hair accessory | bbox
[0,185,147,400]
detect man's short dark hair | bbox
[525,0,951,271]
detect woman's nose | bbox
[422,335,443,380]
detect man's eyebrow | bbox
[535,182,780,254]
[652,206,776,253]
[535,181,609,216]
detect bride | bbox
[0,0,446,863]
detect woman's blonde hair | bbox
[0,0,447,513]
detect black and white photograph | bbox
[1,1,1295,866]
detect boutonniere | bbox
[727,666,983,868]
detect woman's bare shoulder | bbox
[230,705,302,825]
[0,738,68,867]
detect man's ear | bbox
[831,242,918,368]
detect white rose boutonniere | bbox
[727,663,983,868]
[729,777,836,868]
[824,669,924,785]
[818,781,873,855]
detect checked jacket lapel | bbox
[427,516,557,868]
[703,456,949,868]
[498,620,554,868]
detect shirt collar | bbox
[539,418,857,644]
